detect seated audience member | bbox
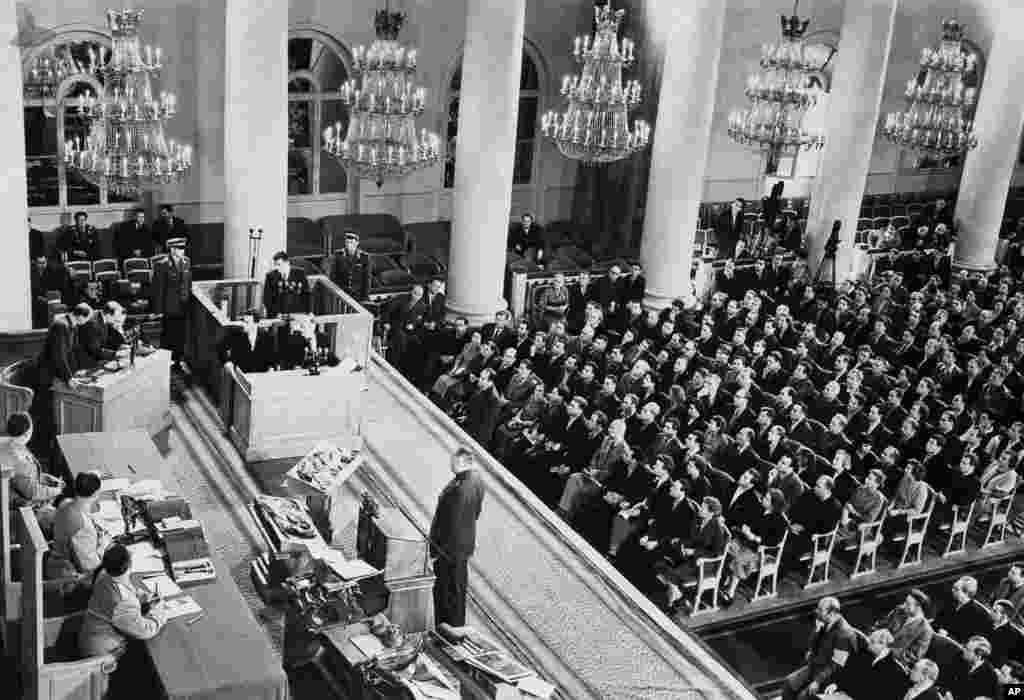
[462,368,506,449]
[988,599,1024,667]
[782,596,859,700]
[507,212,546,265]
[946,635,1000,700]
[47,472,111,579]
[79,544,168,657]
[934,576,993,645]
[557,418,632,522]
[655,496,729,611]
[218,309,275,374]
[988,563,1024,625]
[721,487,788,604]
[819,628,909,700]
[977,452,1019,518]
[766,454,805,514]
[903,659,942,700]
[151,203,190,252]
[431,330,482,402]
[3,413,62,533]
[607,454,673,557]
[616,477,695,593]
[787,475,843,564]
[875,588,934,668]
[840,469,886,535]
[935,453,981,512]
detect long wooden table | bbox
[57,431,288,700]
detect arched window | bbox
[22,38,130,209]
[444,47,541,189]
[287,34,349,197]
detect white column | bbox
[223,0,288,278]
[805,0,898,282]
[0,0,31,331]
[953,14,1024,271]
[639,0,727,309]
[444,0,526,324]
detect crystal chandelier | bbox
[540,2,649,165]
[23,47,82,101]
[727,2,828,155]
[880,19,978,159]
[63,9,193,196]
[322,7,440,188]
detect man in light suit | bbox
[429,448,485,631]
[557,418,632,521]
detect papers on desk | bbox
[95,500,126,538]
[122,480,167,499]
[161,596,202,620]
[287,441,362,494]
[517,676,556,699]
[99,478,132,493]
[319,550,380,582]
[127,541,166,574]
[139,574,182,598]
[432,631,538,686]
[350,633,386,659]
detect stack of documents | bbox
[161,596,202,620]
[126,541,166,574]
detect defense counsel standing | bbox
[262,251,311,318]
[324,231,372,301]
[429,448,485,632]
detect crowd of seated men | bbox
[380,200,1024,616]
[28,206,190,328]
[783,571,1024,700]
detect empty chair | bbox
[94,270,120,286]
[908,203,924,218]
[872,216,890,231]
[403,252,445,280]
[891,215,910,230]
[802,526,838,588]
[857,218,874,231]
[846,497,888,579]
[164,236,187,251]
[126,268,152,285]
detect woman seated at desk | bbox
[47,472,111,580]
[218,308,276,374]
[277,312,338,371]
[79,544,168,657]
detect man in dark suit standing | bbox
[115,208,155,260]
[323,231,373,301]
[151,204,190,253]
[429,448,485,632]
[262,251,311,318]
[716,198,746,259]
[150,240,192,366]
[32,303,93,450]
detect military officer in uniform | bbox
[262,251,311,318]
[57,211,100,262]
[324,231,372,301]
[150,239,192,366]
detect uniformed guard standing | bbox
[150,239,192,367]
[323,231,372,302]
[262,251,311,318]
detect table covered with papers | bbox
[58,430,288,700]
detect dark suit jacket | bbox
[115,222,155,259]
[833,651,909,700]
[37,314,78,385]
[424,292,446,323]
[429,469,485,561]
[716,208,745,257]
[934,599,994,644]
[56,226,100,261]
[150,256,192,316]
[463,386,505,448]
[724,487,762,530]
[949,662,1000,700]
[151,216,190,249]
[74,314,118,369]
[262,268,311,317]
[688,516,729,559]
[805,616,860,686]
[507,223,545,253]
[218,327,275,374]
